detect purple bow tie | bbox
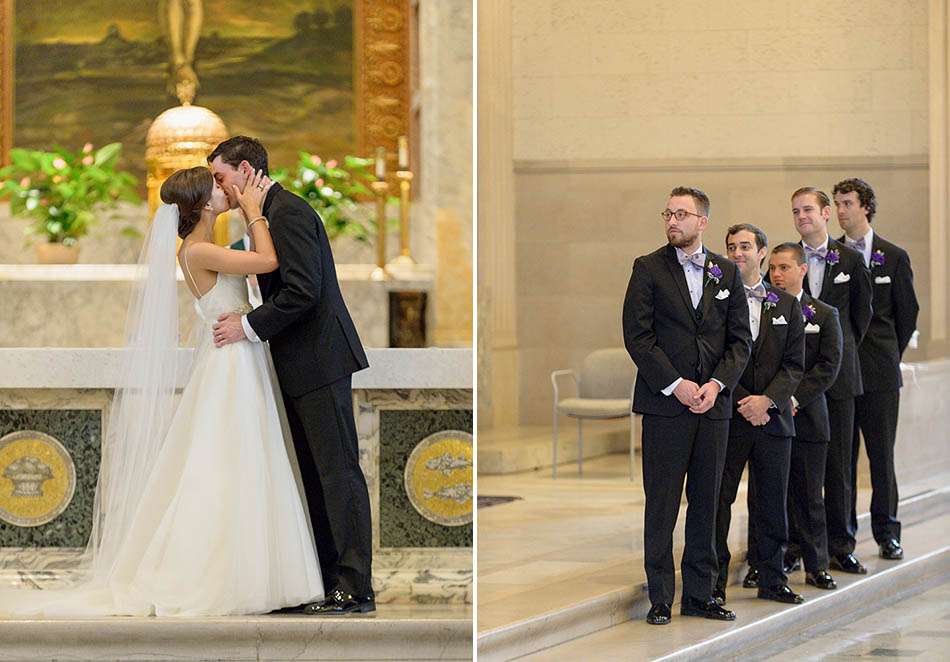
[745,284,767,301]
[804,245,828,262]
[847,236,867,252]
[678,251,705,270]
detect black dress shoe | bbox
[646,603,671,625]
[805,570,837,590]
[879,539,904,560]
[680,596,736,621]
[303,589,376,616]
[757,583,804,604]
[783,554,802,574]
[742,567,759,588]
[712,587,726,606]
[830,553,867,574]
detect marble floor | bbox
[477,452,948,636]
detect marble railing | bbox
[0,347,473,605]
[0,264,435,348]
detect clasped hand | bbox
[738,394,772,426]
[673,379,721,414]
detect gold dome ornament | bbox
[145,102,231,244]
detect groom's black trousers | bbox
[641,411,728,607]
[283,375,374,598]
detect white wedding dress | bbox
[1,272,324,618]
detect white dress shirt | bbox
[845,227,873,268]
[802,236,830,296]
[744,278,764,342]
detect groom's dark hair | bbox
[208,136,269,175]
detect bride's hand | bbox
[232,169,272,220]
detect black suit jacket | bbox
[793,292,843,442]
[623,244,752,420]
[800,237,872,401]
[247,183,369,397]
[837,232,919,392]
[732,283,805,438]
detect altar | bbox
[0,347,473,605]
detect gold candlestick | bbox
[389,169,416,268]
[370,179,390,281]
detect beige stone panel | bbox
[662,0,712,27]
[433,208,473,346]
[668,30,751,73]
[566,241,641,300]
[559,297,626,349]
[787,0,913,28]
[512,31,593,78]
[747,28,838,72]
[580,0,670,33]
[703,0,788,30]
[784,70,873,113]
[910,110,930,154]
[516,240,571,298]
[825,112,914,156]
[512,76,559,120]
[871,69,929,111]
[517,295,572,349]
[912,25,930,69]
[488,347,520,429]
[587,31,672,76]
[829,26,915,70]
[543,76,641,119]
[668,71,792,116]
[517,345,592,424]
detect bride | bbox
[0,167,323,617]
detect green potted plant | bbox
[271,152,387,243]
[0,142,140,263]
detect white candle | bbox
[375,147,386,180]
[398,136,409,169]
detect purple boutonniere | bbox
[871,250,886,268]
[763,290,780,311]
[826,249,840,266]
[803,303,817,323]
[707,262,723,285]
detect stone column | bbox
[420,0,473,348]
[477,0,518,428]
[930,0,949,353]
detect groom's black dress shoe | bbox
[805,570,837,590]
[742,567,759,588]
[757,583,804,604]
[830,553,867,574]
[680,596,735,621]
[879,539,904,560]
[303,589,376,616]
[646,603,671,625]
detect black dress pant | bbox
[850,390,902,544]
[641,412,728,607]
[283,375,374,597]
[826,396,857,557]
[716,420,791,591]
[787,439,830,574]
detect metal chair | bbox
[551,348,637,479]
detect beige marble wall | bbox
[511,0,929,161]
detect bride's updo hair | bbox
[160,167,213,239]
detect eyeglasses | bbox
[661,209,703,222]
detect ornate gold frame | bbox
[0,0,410,168]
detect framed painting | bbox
[0,0,410,178]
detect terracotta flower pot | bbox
[36,242,80,264]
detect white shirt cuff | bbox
[791,395,799,409]
[662,377,682,396]
[241,315,261,343]
[711,378,725,391]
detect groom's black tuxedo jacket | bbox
[623,244,752,420]
[792,292,843,442]
[837,232,918,392]
[784,237,872,401]
[247,183,369,397]
[732,283,805,438]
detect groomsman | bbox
[715,224,804,606]
[768,243,843,590]
[833,178,919,560]
[623,187,752,625]
[790,187,873,574]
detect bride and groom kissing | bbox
[0,136,374,618]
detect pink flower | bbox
[19,177,30,188]
[326,159,338,169]
[52,158,67,169]
[82,143,94,153]
[82,155,94,166]
[310,155,322,166]
[315,178,324,187]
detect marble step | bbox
[0,605,473,661]
[476,482,950,661]
[517,513,950,661]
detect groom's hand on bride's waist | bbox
[213,313,247,347]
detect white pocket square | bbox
[805,323,821,334]
[715,289,730,300]
[833,272,851,284]
[771,315,787,326]
[875,275,892,284]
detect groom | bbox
[209,136,375,615]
